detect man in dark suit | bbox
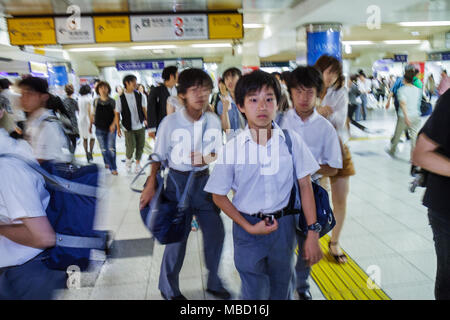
[147,66,178,138]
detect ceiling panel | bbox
[0,0,243,16]
[1,0,54,15]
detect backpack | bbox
[420,97,432,116]
[283,129,336,237]
[0,154,110,271]
[41,114,76,155]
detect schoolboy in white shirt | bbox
[204,70,323,300]
[139,68,229,301]
[280,66,343,300]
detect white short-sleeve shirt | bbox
[115,91,147,131]
[167,96,184,113]
[154,109,222,172]
[280,109,342,176]
[204,122,320,215]
[0,129,50,268]
[25,108,71,162]
[320,87,349,143]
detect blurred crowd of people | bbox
[0,57,449,300]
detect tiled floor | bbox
[54,106,437,300]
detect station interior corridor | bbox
[55,105,437,300]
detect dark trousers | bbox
[158,170,226,298]
[428,209,450,300]
[0,252,66,300]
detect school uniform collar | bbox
[239,121,286,146]
[28,108,53,124]
[289,108,320,126]
[0,128,36,161]
[178,107,206,125]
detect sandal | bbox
[328,241,347,264]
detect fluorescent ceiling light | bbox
[191,43,232,48]
[383,40,422,45]
[42,48,64,52]
[244,23,264,28]
[131,45,177,50]
[398,21,450,27]
[342,41,374,45]
[68,47,117,52]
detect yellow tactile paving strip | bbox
[297,234,391,300]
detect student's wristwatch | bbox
[307,222,322,234]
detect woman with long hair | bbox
[314,55,355,264]
[78,84,95,162]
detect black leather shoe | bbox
[297,290,312,300]
[161,291,187,300]
[206,288,231,300]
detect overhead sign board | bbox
[116,58,203,71]
[7,17,56,45]
[94,16,130,43]
[394,54,408,63]
[117,60,165,71]
[208,13,243,39]
[55,17,95,44]
[130,14,208,41]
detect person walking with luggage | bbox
[139,68,229,301]
[412,89,450,300]
[115,75,148,174]
[205,70,322,300]
[90,81,120,175]
[315,55,355,264]
[0,109,66,300]
[386,69,422,159]
[78,84,95,162]
[18,77,70,163]
[280,66,342,300]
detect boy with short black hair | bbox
[205,70,322,300]
[115,74,148,173]
[140,68,228,300]
[280,66,342,300]
[147,65,179,136]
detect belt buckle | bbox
[258,212,274,225]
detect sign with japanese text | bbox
[94,16,130,43]
[55,17,95,44]
[8,18,56,45]
[130,14,208,41]
[208,13,243,39]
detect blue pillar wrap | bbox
[48,65,69,86]
[306,26,342,66]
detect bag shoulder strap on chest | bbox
[0,153,106,250]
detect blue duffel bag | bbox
[282,130,336,238]
[0,154,109,271]
[132,154,195,245]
